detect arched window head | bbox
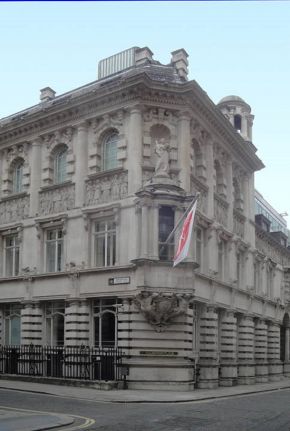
[234,115,242,132]
[103,132,118,171]
[54,145,68,184]
[12,159,24,194]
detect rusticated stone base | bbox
[238,364,255,385]
[196,363,219,389]
[255,363,269,383]
[268,362,283,382]
[219,364,238,387]
[283,362,290,377]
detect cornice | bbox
[0,71,265,174]
[255,224,290,258]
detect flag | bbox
[173,199,197,267]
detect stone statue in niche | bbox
[154,138,170,178]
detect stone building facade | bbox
[0,46,289,390]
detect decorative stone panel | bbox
[39,183,75,216]
[191,176,208,214]
[85,171,128,207]
[0,194,29,224]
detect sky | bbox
[0,1,289,224]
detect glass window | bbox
[93,219,116,267]
[12,160,24,194]
[4,304,21,345]
[54,147,67,184]
[159,206,175,261]
[93,298,119,347]
[234,114,242,132]
[5,234,20,277]
[45,302,65,346]
[103,133,118,171]
[46,228,64,272]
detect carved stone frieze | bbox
[134,291,194,332]
[85,172,128,206]
[39,184,75,216]
[92,111,124,136]
[0,195,29,224]
[43,127,74,151]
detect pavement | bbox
[1,377,290,431]
[0,376,290,404]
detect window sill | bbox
[0,192,29,202]
[40,181,74,192]
[86,167,126,181]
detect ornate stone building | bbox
[0,46,289,389]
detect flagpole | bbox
[159,193,200,255]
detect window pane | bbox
[53,314,64,346]
[47,241,56,272]
[54,148,67,184]
[159,206,175,260]
[101,312,115,347]
[94,316,100,346]
[10,316,21,345]
[57,240,63,272]
[12,162,23,193]
[103,134,118,170]
[5,248,13,277]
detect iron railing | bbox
[0,345,123,381]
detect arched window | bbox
[12,159,24,194]
[103,132,118,171]
[54,146,67,184]
[234,115,242,132]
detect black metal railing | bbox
[0,345,123,381]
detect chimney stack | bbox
[40,87,56,102]
[171,49,189,80]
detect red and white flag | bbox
[173,200,197,267]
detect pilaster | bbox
[219,310,238,386]
[267,322,282,381]
[75,123,88,208]
[237,315,255,384]
[254,319,268,382]
[127,106,143,193]
[197,306,219,388]
[21,302,43,345]
[29,139,42,217]
[177,112,191,192]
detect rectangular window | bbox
[46,228,64,272]
[4,304,21,345]
[158,206,175,261]
[45,302,65,346]
[93,219,116,267]
[5,234,20,277]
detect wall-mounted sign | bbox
[108,276,130,286]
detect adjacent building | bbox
[0,47,289,390]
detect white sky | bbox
[0,1,289,224]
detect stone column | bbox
[127,106,143,194]
[254,319,268,382]
[267,322,282,381]
[219,311,238,387]
[237,315,255,384]
[75,123,88,208]
[243,174,255,246]
[226,159,234,232]
[140,203,149,258]
[0,308,4,345]
[205,139,214,219]
[197,306,219,388]
[29,139,42,217]
[65,300,90,347]
[151,204,159,260]
[21,302,43,345]
[117,298,131,357]
[177,112,191,193]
